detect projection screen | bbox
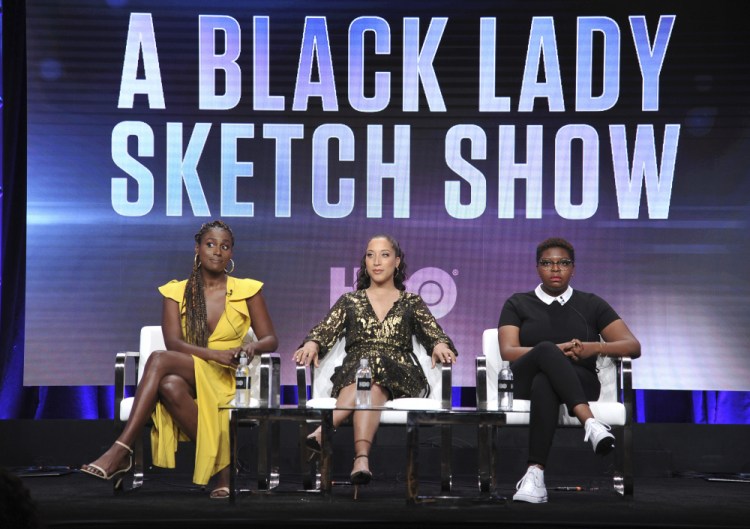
[25,0,750,391]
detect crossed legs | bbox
[82,350,228,492]
[307,382,389,476]
[511,342,600,467]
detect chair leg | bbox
[133,431,145,490]
[257,420,280,490]
[113,431,144,493]
[613,424,633,497]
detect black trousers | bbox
[511,341,600,467]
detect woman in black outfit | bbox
[498,237,640,503]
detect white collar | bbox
[535,284,574,305]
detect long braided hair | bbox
[356,234,408,291]
[183,220,235,347]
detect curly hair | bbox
[184,220,235,347]
[536,237,575,263]
[356,234,408,291]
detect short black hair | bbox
[536,237,575,263]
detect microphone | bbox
[567,303,590,343]
[227,289,233,296]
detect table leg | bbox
[257,419,268,490]
[229,409,237,504]
[477,423,492,493]
[319,410,334,493]
[255,418,281,490]
[440,424,452,493]
[406,415,419,503]
[268,420,280,489]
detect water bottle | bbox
[235,351,251,407]
[498,360,514,411]
[355,358,372,408]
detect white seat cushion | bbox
[482,399,625,426]
[305,397,338,409]
[481,328,626,428]
[308,335,445,424]
[229,397,260,409]
[303,396,444,425]
[119,397,134,423]
[120,395,261,421]
[381,397,445,424]
[387,397,445,410]
[577,401,625,426]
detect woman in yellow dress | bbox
[81,220,278,498]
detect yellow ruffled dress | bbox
[153,276,262,485]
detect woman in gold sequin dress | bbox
[293,234,458,486]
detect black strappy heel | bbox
[350,454,372,499]
[305,433,322,454]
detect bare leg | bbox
[351,384,388,475]
[82,351,196,476]
[158,374,198,440]
[210,466,230,496]
[571,403,595,425]
[305,383,357,446]
[306,382,388,463]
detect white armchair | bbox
[475,328,633,496]
[295,336,453,491]
[114,325,280,491]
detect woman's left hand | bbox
[226,344,255,367]
[562,339,584,361]
[240,343,256,360]
[431,343,456,368]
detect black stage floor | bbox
[4,421,750,529]
[11,468,750,529]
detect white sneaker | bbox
[584,418,615,455]
[512,466,547,503]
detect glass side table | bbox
[405,407,529,504]
[223,404,336,503]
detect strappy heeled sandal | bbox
[350,454,372,499]
[80,440,133,489]
[209,486,230,499]
[305,432,322,454]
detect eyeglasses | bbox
[537,259,574,270]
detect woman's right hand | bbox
[215,348,242,367]
[558,339,583,361]
[293,341,320,367]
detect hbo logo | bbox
[330,267,457,319]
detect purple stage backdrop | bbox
[25,0,750,391]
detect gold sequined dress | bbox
[304,289,458,399]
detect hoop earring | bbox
[225,259,235,274]
[194,254,201,269]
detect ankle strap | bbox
[353,454,369,460]
[115,440,133,454]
